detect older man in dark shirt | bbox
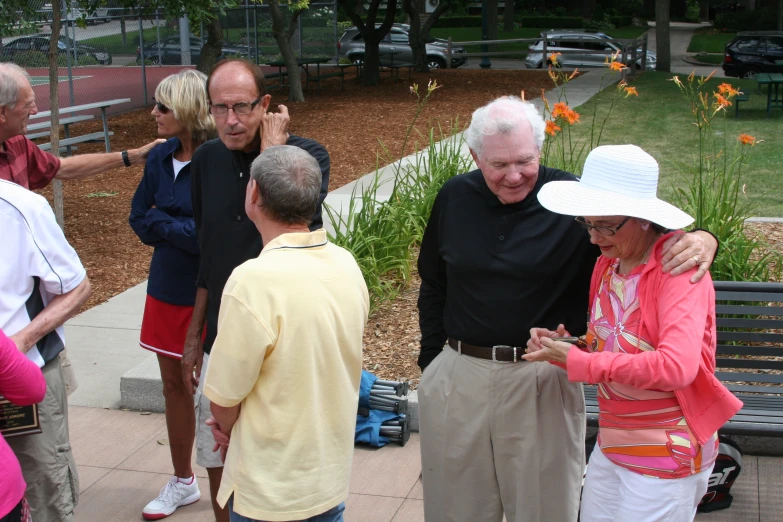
[416,96,717,522]
[182,59,329,522]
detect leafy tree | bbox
[401,0,452,72]
[337,0,398,86]
[267,0,308,102]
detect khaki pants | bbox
[9,357,79,522]
[59,348,78,396]
[418,347,585,522]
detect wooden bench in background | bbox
[585,280,783,438]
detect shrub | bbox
[517,16,585,29]
[685,0,701,23]
[434,16,482,28]
[714,9,777,32]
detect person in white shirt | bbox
[0,178,91,522]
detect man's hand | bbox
[260,105,290,152]
[660,230,718,283]
[129,139,166,165]
[181,332,203,395]
[205,416,230,463]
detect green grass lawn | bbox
[687,31,736,53]
[693,53,724,65]
[569,71,781,216]
[81,27,178,54]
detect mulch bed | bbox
[32,68,783,387]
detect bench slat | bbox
[715,291,783,302]
[38,131,113,151]
[718,317,783,328]
[716,358,783,370]
[717,344,783,356]
[717,304,783,316]
[727,384,783,394]
[717,331,783,343]
[716,371,783,384]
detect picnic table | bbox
[756,73,783,116]
[265,57,341,92]
[30,98,131,153]
[25,114,94,140]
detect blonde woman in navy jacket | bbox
[129,69,215,521]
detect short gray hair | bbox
[250,145,322,226]
[0,62,30,109]
[465,96,546,158]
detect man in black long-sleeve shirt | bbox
[182,60,329,522]
[416,96,717,522]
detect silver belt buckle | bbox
[492,345,517,363]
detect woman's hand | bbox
[527,323,569,353]
[523,337,573,364]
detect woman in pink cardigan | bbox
[1,328,46,522]
[525,145,742,522]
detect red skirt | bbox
[139,295,198,359]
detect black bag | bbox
[698,435,742,513]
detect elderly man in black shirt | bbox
[182,59,329,522]
[416,96,717,522]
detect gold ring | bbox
[692,255,700,264]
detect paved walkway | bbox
[71,406,780,521]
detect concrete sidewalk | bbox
[61,68,617,412]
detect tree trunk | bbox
[581,0,597,20]
[403,0,427,71]
[655,0,671,73]
[778,0,782,31]
[504,0,515,31]
[196,17,223,74]
[699,0,709,21]
[270,1,305,102]
[339,0,398,86]
[121,13,127,47]
[48,0,63,228]
[487,0,498,43]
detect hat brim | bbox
[538,180,694,230]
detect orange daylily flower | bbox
[545,120,562,136]
[714,93,732,108]
[607,60,627,72]
[564,109,580,125]
[625,86,639,97]
[717,83,740,97]
[552,102,570,118]
[548,52,562,66]
[738,134,757,146]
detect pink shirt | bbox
[567,232,743,446]
[0,329,46,517]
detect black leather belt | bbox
[448,338,526,363]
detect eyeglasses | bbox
[152,98,169,114]
[574,216,630,236]
[209,98,261,117]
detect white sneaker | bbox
[142,475,201,520]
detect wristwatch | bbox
[121,150,131,167]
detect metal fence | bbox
[1,2,340,116]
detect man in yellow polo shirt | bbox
[203,145,369,522]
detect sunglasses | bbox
[152,98,170,114]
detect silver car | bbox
[525,30,656,70]
[338,23,467,69]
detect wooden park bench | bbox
[30,98,130,155]
[734,92,750,118]
[585,280,783,438]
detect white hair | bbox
[0,62,31,109]
[465,96,546,158]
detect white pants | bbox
[580,444,713,522]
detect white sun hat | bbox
[537,144,694,230]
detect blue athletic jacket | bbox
[129,138,200,306]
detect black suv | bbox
[723,31,783,78]
[1,35,112,65]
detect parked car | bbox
[722,31,783,78]
[136,35,259,65]
[338,24,468,69]
[1,35,112,65]
[525,30,656,70]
